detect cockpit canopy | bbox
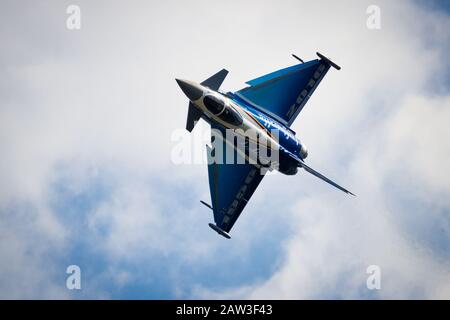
[204,95,224,115]
[203,95,243,126]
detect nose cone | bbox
[175,79,204,101]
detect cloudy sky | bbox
[0,0,449,299]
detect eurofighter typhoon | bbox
[176,52,354,239]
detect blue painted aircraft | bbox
[176,52,354,239]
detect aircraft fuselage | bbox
[176,79,308,175]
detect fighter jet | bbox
[176,52,354,239]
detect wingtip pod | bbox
[208,223,231,239]
[316,52,341,70]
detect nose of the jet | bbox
[175,79,204,101]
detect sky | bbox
[0,0,449,299]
